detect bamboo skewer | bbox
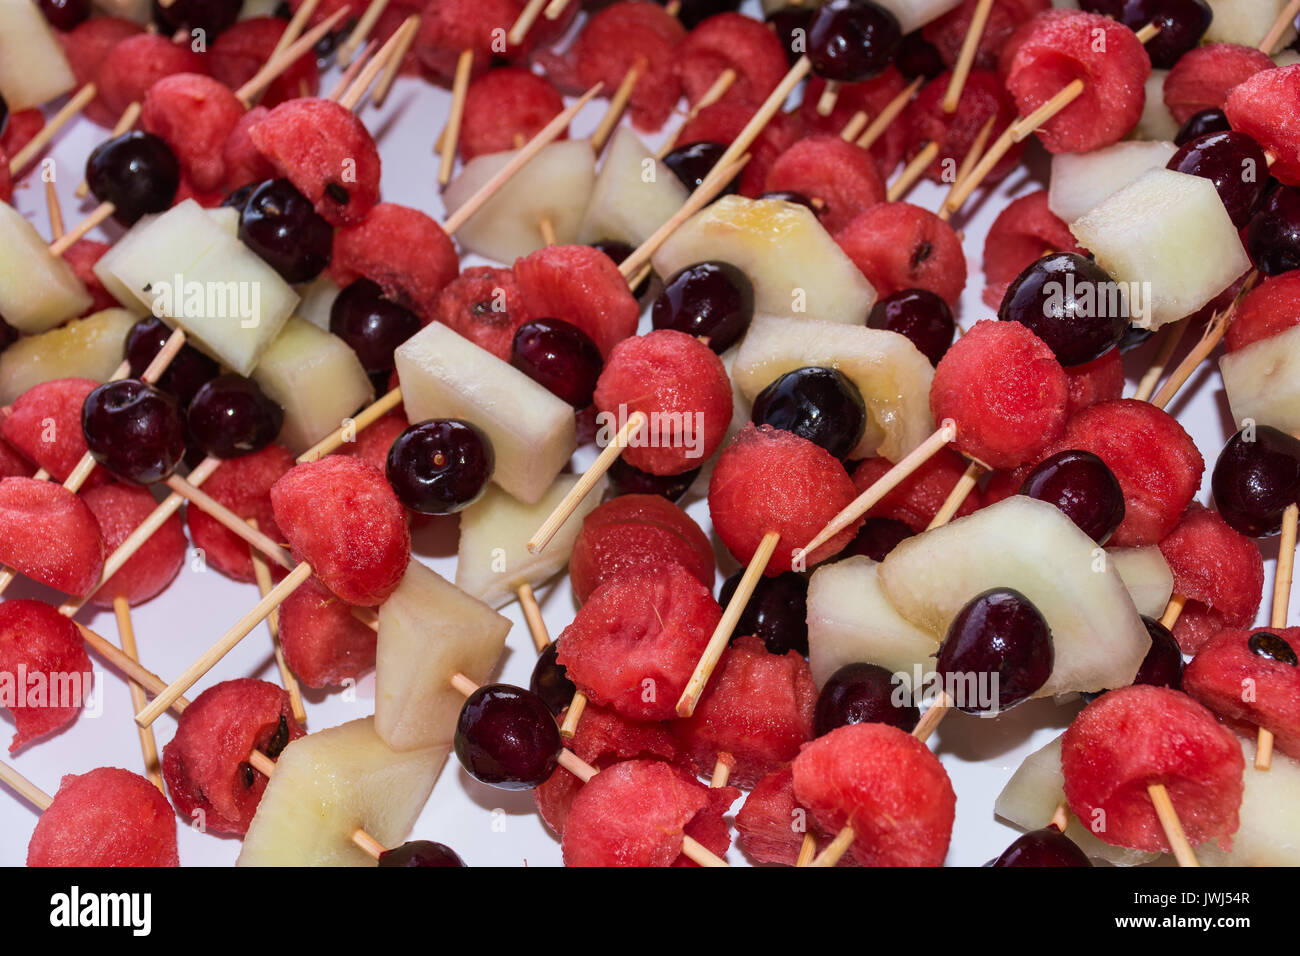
[48,202,115,258]
[45,180,64,240]
[0,760,52,812]
[1260,0,1300,54]
[839,109,869,143]
[250,518,308,727]
[338,0,391,66]
[76,102,142,198]
[326,39,378,102]
[658,68,737,158]
[887,140,939,202]
[1132,318,1188,402]
[1258,502,1298,770]
[113,597,165,791]
[937,113,996,223]
[508,0,549,46]
[517,583,552,653]
[543,0,573,21]
[8,83,98,176]
[269,0,322,63]
[338,16,420,111]
[816,80,840,117]
[943,0,994,112]
[437,48,475,185]
[235,8,351,105]
[591,59,646,154]
[370,16,420,108]
[856,77,923,150]
[1148,783,1200,866]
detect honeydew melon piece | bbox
[1049,140,1178,223]
[296,275,340,330]
[994,734,1161,867]
[807,555,940,691]
[1220,323,1300,436]
[394,321,577,505]
[878,496,1149,698]
[0,0,76,110]
[208,206,240,236]
[251,316,374,454]
[0,308,137,405]
[236,717,448,867]
[1131,71,1180,142]
[0,204,93,333]
[1069,168,1251,330]
[456,473,608,609]
[652,195,878,323]
[1107,546,1174,621]
[375,561,512,751]
[1199,737,1300,866]
[1206,0,1296,52]
[732,314,934,461]
[443,139,596,264]
[875,0,963,33]
[577,127,688,247]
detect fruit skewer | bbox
[941,0,995,113]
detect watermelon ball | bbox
[1063,347,1124,416]
[222,107,276,193]
[710,424,863,573]
[989,827,1092,867]
[751,366,867,460]
[1246,186,1300,277]
[717,570,808,656]
[1224,270,1300,354]
[675,635,817,788]
[434,267,532,361]
[678,11,788,109]
[513,245,640,359]
[792,722,956,867]
[1078,0,1210,70]
[851,447,984,531]
[999,253,1130,367]
[186,444,294,583]
[0,378,104,486]
[835,201,967,306]
[1184,627,1300,760]
[556,562,721,721]
[1164,42,1274,126]
[28,768,179,867]
[0,478,104,596]
[141,73,245,193]
[675,780,739,867]
[569,493,716,605]
[270,455,411,606]
[161,678,305,836]
[1225,66,1300,187]
[81,482,187,608]
[248,98,382,226]
[924,0,1051,72]
[1046,399,1204,547]
[95,32,207,119]
[763,136,886,235]
[414,0,530,87]
[799,68,909,179]
[1061,685,1244,853]
[1000,10,1151,154]
[1157,503,1265,655]
[1,107,46,159]
[57,16,144,126]
[278,574,377,689]
[815,662,920,736]
[592,330,733,476]
[735,766,823,866]
[981,190,1083,310]
[0,437,29,478]
[0,600,94,752]
[1212,426,1300,539]
[930,319,1069,470]
[902,69,1024,186]
[208,17,320,111]
[1020,450,1125,545]
[60,239,119,314]
[460,68,564,161]
[937,587,1055,714]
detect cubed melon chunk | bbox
[0,204,93,333]
[1220,323,1300,436]
[1199,737,1300,866]
[652,195,878,323]
[443,139,596,264]
[807,555,940,690]
[236,717,448,867]
[577,127,688,247]
[456,473,608,609]
[1206,0,1296,52]
[394,322,576,505]
[878,496,1149,697]
[251,316,374,454]
[1049,141,1178,223]
[1132,70,1180,142]
[1107,546,1174,621]
[296,275,340,330]
[732,314,934,461]
[0,308,136,405]
[0,0,76,110]
[375,561,512,751]
[875,0,963,33]
[1069,168,1250,330]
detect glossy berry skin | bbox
[652,261,755,354]
[377,840,466,868]
[589,240,650,299]
[1019,450,1126,545]
[330,278,422,375]
[85,131,180,226]
[386,419,494,515]
[935,588,1054,714]
[81,379,186,484]
[153,0,242,36]
[718,570,809,656]
[453,684,562,790]
[607,457,699,502]
[1134,616,1184,690]
[1167,131,1268,228]
[1211,426,1300,537]
[1117,324,1153,353]
[221,182,258,214]
[814,662,919,737]
[807,0,902,83]
[866,288,955,366]
[663,142,738,196]
[510,319,603,408]
[1247,187,1300,277]
[998,253,1129,366]
[896,30,945,80]
[989,827,1092,867]
[529,643,575,717]
[238,178,333,283]
[1174,108,1231,147]
[1079,0,1210,69]
[839,516,915,562]
[186,374,284,459]
[751,366,866,460]
[767,7,814,67]
[124,317,219,410]
[39,0,91,30]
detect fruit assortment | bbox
[1,0,1300,869]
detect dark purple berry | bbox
[386,419,494,514]
[1078,0,1211,70]
[81,379,186,484]
[767,6,814,67]
[186,374,284,459]
[662,141,738,195]
[751,366,866,459]
[989,827,1092,867]
[718,570,808,656]
[814,662,919,736]
[896,30,945,80]
[1134,616,1184,689]
[1167,130,1269,228]
[607,457,699,502]
[807,0,902,83]
[1212,425,1300,537]
[454,683,562,790]
[652,260,754,354]
[330,278,422,375]
[838,516,915,562]
[1020,449,1126,545]
[124,316,220,409]
[999,252,1129,366]
[510,319,603,408]
[867,288,955,366]
[378,840,466,867]
[529,642,576,717]
[85,131,180,226]
[1174,107,1230,147]
[590,239,651,298]
[238,178,334,283]
[39,0,91,30]
[1247,186,1300,277]
[152,0,242,36]
[935,588,1054,714]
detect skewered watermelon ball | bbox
[414,0,530,86]
[0,378,104,486]
[513,245,641,359]
[735,766,820,866]
[1184,627,1300,760]
[141,73,246,194]
[278,575,378,689]
[763,136,886,235]
[902,68,1024,186]
[1225,66,1300,187]
[1063,348,1125,416]
[677,10,788,108]
[0,479,104,597]
[981,190,1083,311]
[57,16,143,126]
[1223,271,1300,354]
[95,32,207,120]
[186,444,294,584]
[851,447,984,532]
[81,482,187,608]
[836,201,968,307]
[460,68,565,161]
[1164,42,1273,126]
[208,17,320,111]
[799,69,908,179]
[924,0,1050,72]
[0,600,93,752]
[28,768,179,867]
[433,266,532,361]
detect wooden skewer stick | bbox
[710,754,735,788]
[1132,318,1189,402]
[942,0,994,113]
[0,760,52,812]
[165,476,295,570]
[714,56,813,173]
[591,58,646,154]
[339,16,420,111]
[269,0,322,62]
[250,518,308,727]
[1050,801,1070,833]
[509,0,549,46]
[48,202,115,258]
[658,68,737,158]
[45,180,64,240]
[839,109,869,143]
[925,461,986,531]
[517,582,552,654]
[326,39,378,102]
[235,7,351,106]
[7,83,98,176]
[807,823,856,867]
[338,0,391,66]
[437,48,475,186]
[113,596,165,791]
[558,690,587,740]
[887,140,939,202]
[371,14,421,108]
[794,832,818,867]
[543,0,573,21]
[1258,502,1298,771]
[1260,0,1300,54]
[1148,782,1199,866]
[937,113,997,222]
[1150,304,1235,410]
[816,80,841,117]
[76,101,142,198]
[298,387,404,463]
[856,77,923,151]
[1160,592,1187,631]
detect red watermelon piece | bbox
[735,766,823,866]
[1184,627,1300,760]
[0,600,94,752]
[414,0,530,87]
[141,73,245,193]
[800,69,908,181]
[96,33,207,119]
[1063,347,1124,416]
[81,482,187,608]
[677,12,788,109]
[222,106,276,193]
[0,478,104,597]
[851,447,984,532]
[1,377,104,486]
[1225,66,1300,186]
[208,17,320,111]
[278,575,378,689]
[981,190,1084,310]
[1164,42,1273,126]
[460,68,566,161]
[1223,269,1300,353]
[434,266,533,360]
[186,445,294,584]
[512,245,640,359]
[903,69,1023,186]
[835,201,968,306]
[28,767,178,867]
[924,0,1051,71]
[763,135,886,234]
[60,240,118,315]
[57,16,144,126]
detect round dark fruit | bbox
[1249,632,1299,667]
[1247,186,1300,277]
[1174,107,1231,147]
[652,260,754,354]
[186,374,284,459]
[1211,425,1300,537]
[1079,0,1210,69]
[935,587,1054,714]
[814,662,919,736]
[718,570,809,656]
[807,0,902,83]
[662,141,738,195]
[1019,449,1126,545]
[751,366,866,459]
[529,642,576,717]
[1134,616,1184,689]
[896,30,945,80]
[838,516,915,562]
[999,252,1129,366]
[767,6,814,67]
[386,418,494,515]
[330,278,422,375]
[989,827,1092,867]
[238,178,334,283]
[671,0,742,30]
[39,0,91,30]
[221,181,259,214]
[81,379,186,484]
[867,288,956,366]
[377,840,466,867]
[453,684,562,790]
[510,318,603,408]
[85,131,180,226]
[124,316,220,409]
[607,456,699,502]
[1117,324,1154,353]
[153,0,242,36]
[1167,130,1269,228]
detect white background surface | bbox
[0,1,1282,867]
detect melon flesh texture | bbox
[1131,71,1180,142]
[0,309,137,405]
[251,316,374,454]
[0,0,76,110]
[93,206,235,314]
[994,734,1160,867]
[375,561,511,751]
[652,195,878,323]
[395,321,576,505]
[236,717,448,867]
[1069,168,1251,330]
[732,314,934,462]
[875,0,962,33]
[1205,0,1296,51]
[456,473,608,609]
[807,555,939,690]
[0,204,93,333]
[1220,323,1300,435]
[1048,141,1178,224]
[443,139,596,264]
[577,127,687,247]
[878,496,1149,697]
[1199,737,1300,866]
[1107,546,1174,621]
[296,275,340,331]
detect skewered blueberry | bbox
[85,131,180,226]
